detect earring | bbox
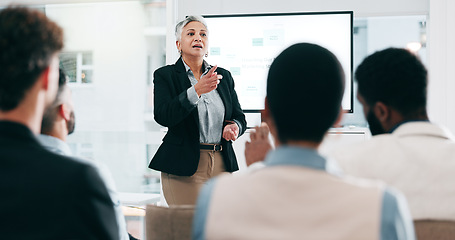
[205,52,208,57]
[179,50,182,55]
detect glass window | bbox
[82,52,93,65]
[59,52,78,83]
[45,1,166,195]
[59,51,94,84]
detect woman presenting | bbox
[149,16,246,205]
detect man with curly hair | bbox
[0,6,119,239]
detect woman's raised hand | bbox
[194,65,223,97]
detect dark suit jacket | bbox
[0,121,119,240]
[149,58,247,176]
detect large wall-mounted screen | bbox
[204,11,353,112]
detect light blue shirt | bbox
[37,134,72,156]
[37,134,130,240]
[184,60,225,144]
[182,60,243,143]
[193,146,416,240]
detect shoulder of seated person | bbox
[330,133,396,159]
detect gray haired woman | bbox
[148,16,247,205]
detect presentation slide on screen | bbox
[204,13,352,111]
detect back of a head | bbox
[267,43,345,143]
[0,6,63,111]
[355,48,428,117]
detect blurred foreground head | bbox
[0,6,63,111]
[266,43,345,143]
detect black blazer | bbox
[149,58,247,176]
[0,121,119,240]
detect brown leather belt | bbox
[200,143,223,151]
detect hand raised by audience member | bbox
[245,122,273,166]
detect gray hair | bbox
[175,15,208,41]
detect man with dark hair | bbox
[331,48,455,221]
[37,68,133,240]
[40,68,76,140]
[0,7,119,239]
[356,48,428,135]
[193,43,415,240]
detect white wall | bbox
[166,0,429,63]
[427,0,455,132]
[176,0,428,17]
[168,0,430,72]
[366,16,425,55]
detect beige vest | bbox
[205,167,384,240]
[330,122,455,220]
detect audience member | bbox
[330,48,455,221]
[38,68,132,240]
[0,6,119,239]
[192,43,415,240]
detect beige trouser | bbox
[161,149,226,205]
